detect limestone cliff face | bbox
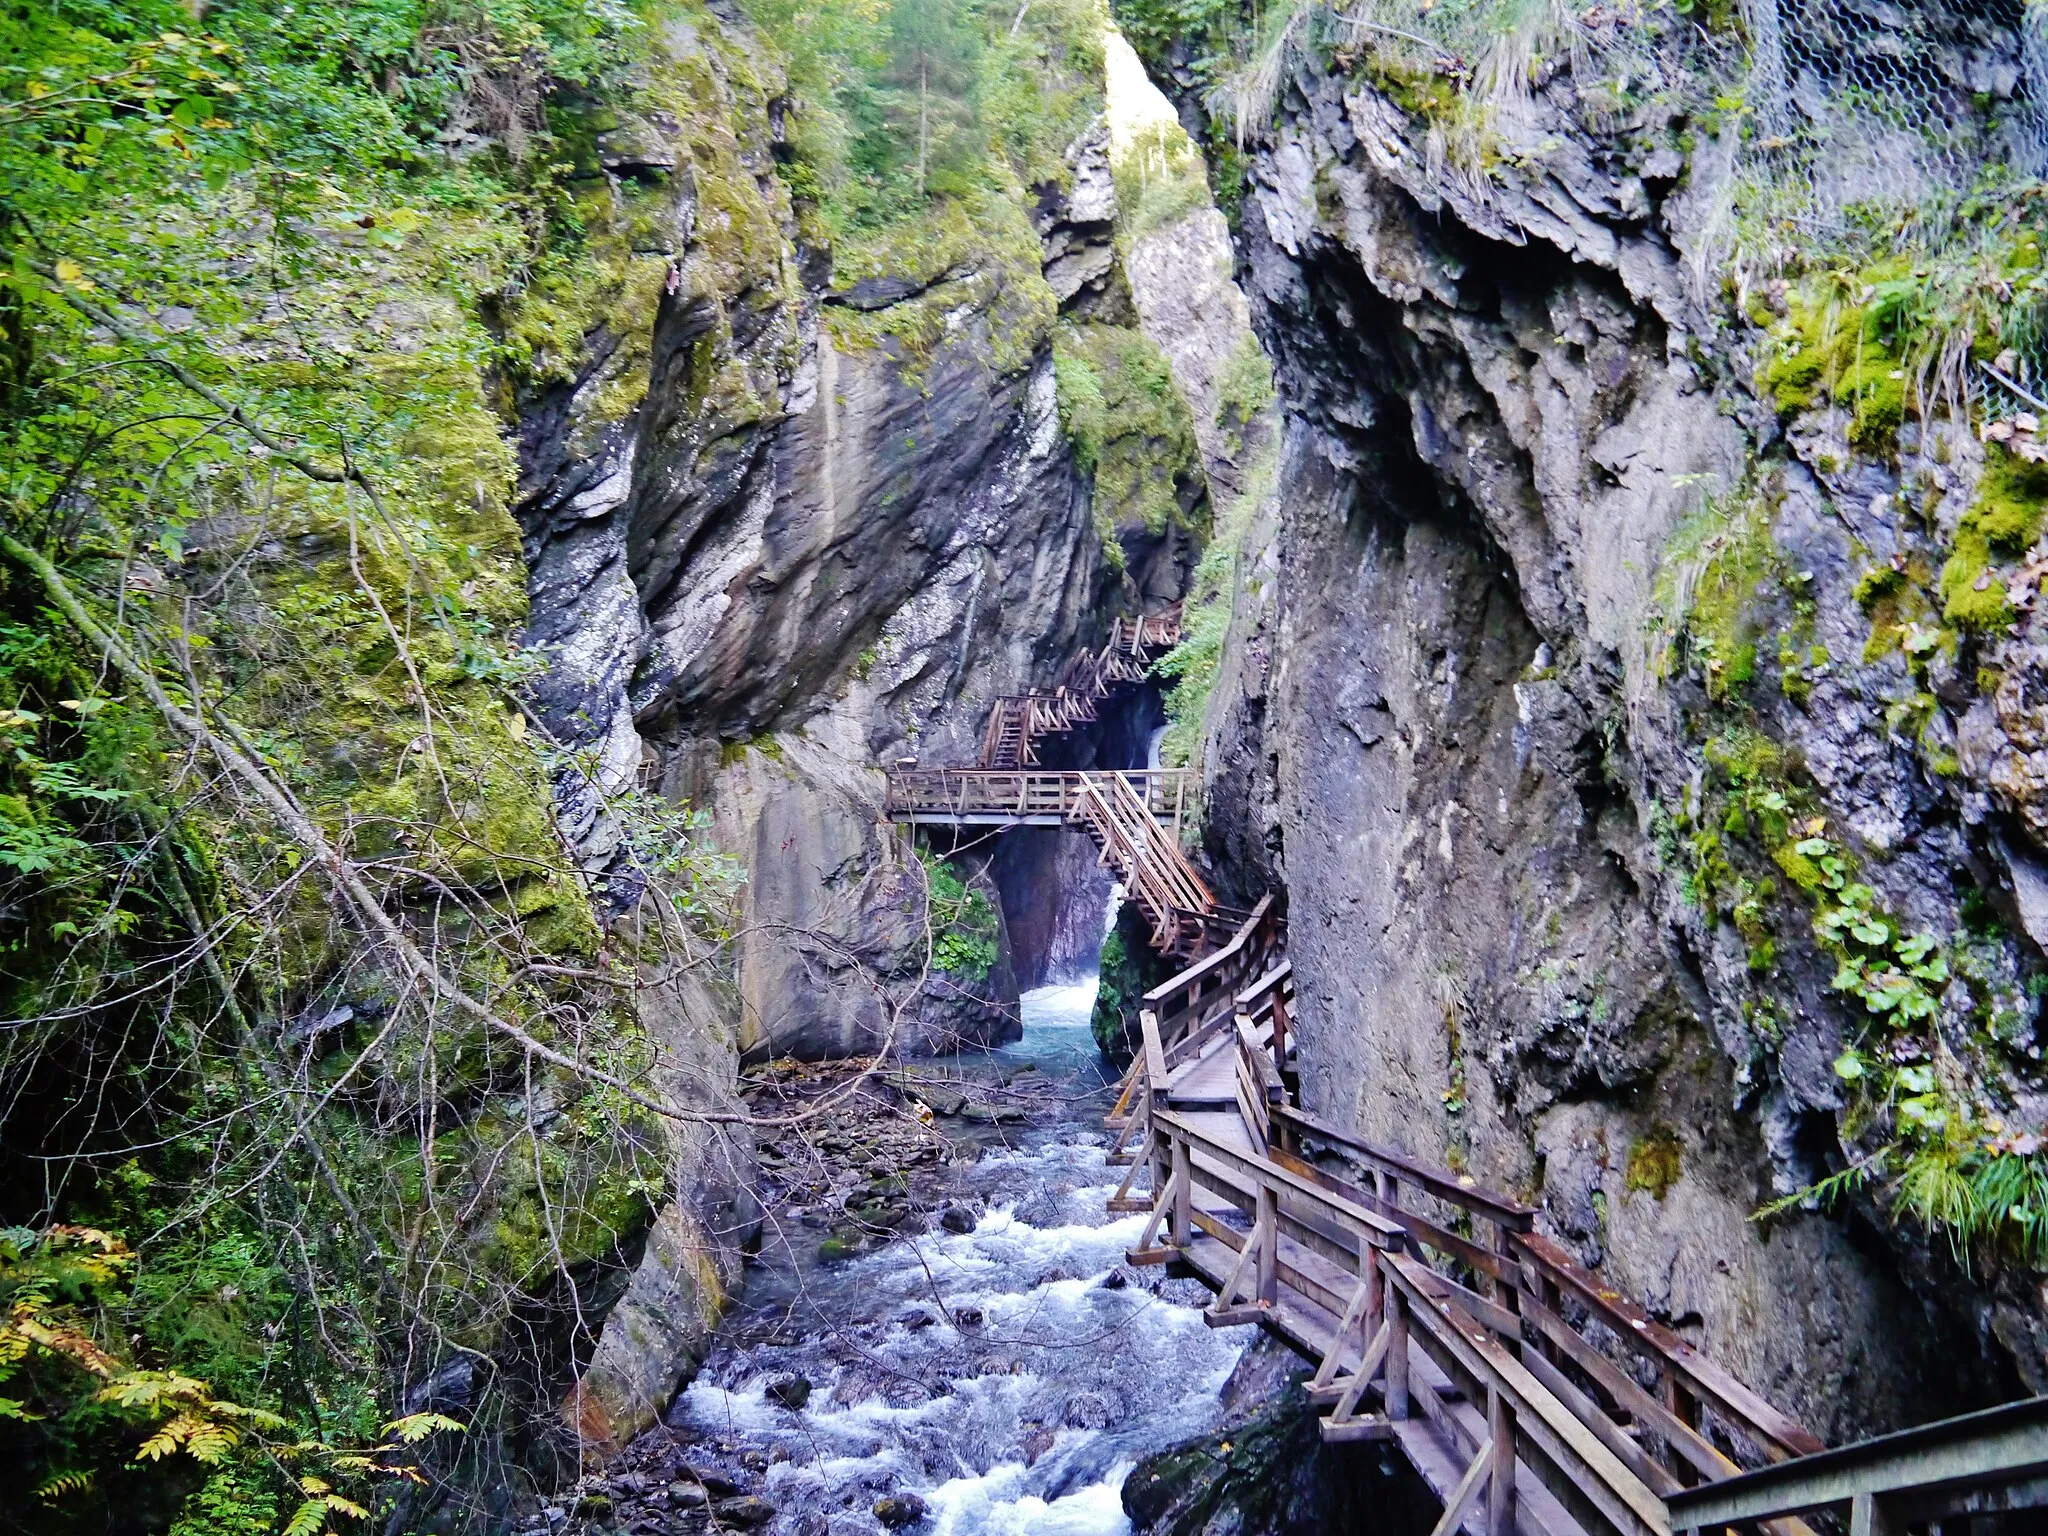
[512,17,1143,1067]
[1138,10,2048,1434]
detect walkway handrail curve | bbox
[1111,915,1853,1536]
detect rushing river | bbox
[661,981,1246,1535]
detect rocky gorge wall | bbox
[505,0,1224,1463]
[516,17,1200,1068]
[1127,0,2048,1438]
[0,0,1246,1521]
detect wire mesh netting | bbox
[1739,0,2040,236]
[1235,1,2043,218]
[1223,0,2048,409]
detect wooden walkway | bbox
[1107,906,2048,1536]
[1105,904,1829,1536]
[884,610,2048,1532]
[882,605,1239,957]
[883,765,1234,958]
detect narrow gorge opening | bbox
[991,682,1166,992]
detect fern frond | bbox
[34,1469,92,1500]
[1750,1146,1890,1221]
[135,1416,192,1462]
[382,1411,465,1443]
[185,1419,238,1463]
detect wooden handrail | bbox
[1236,958,1290,1005]
[1383,1250,1669,1536]
[1154,1108,1402,1248]
[1271,1102,1537,1231]
[1142,893,1277,1009]
[1514,1229,1825,1463]
[1140,1007,1169,1090]
[976,605,1182,768]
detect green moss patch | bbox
[1054,319,1209,549]
[1624,1125,1684,1199]
[1939,447,2048,630]
[1756,268,1915,454]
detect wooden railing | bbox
[885,766,1220,960]
[1110,918,1840,1536]
[884,768,1194,824]
[1148,893,1285,1045]
[979,603,1182,767]
[1268,1107,1823,1535]
[1072,772,1213,950]
[1105,897,1286,1160]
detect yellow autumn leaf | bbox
[52,258,93,291]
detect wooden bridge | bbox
[884,767,1234,957]
[1104,901,2048,1536]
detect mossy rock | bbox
[1625,1125,1684,1199]
[1755,275,1911,453]
[1053,319,1208,544]
[1939,446,2048,630]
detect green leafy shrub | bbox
[1112,119,1211,244]
[0,1,756,1522]
[922,852,1000,980]
[1648,481,1783,699]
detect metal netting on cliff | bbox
[1732,0,2042,242]
[1230,1,2045,226]
[1224,0,2048,405]
[1236,0,2045,217]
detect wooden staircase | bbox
[979,605,1181,768]
[885,602,1224,959]
[1105,908,1840,1536]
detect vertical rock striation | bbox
[512,15,1148,1070]
[1127,5,2048,1431]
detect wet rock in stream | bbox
[1122,1338,1442,1536]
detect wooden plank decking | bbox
[1101,905,1839,1536]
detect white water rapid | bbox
[662,984,1244,1534]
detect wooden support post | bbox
[1107,1120,1155,1212]
[1428,1437,1495,1536]
[1848,1492,1903,1536]
[1255,1182,1278,1304]
[1149,1107,1169,1204]
[1385,1285,1409,1421]
[1311,1247,1378,1396]
[1487,1386,1516,1536]
[1494,1222,1522,1336]
[1170,1135,1191,1249]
